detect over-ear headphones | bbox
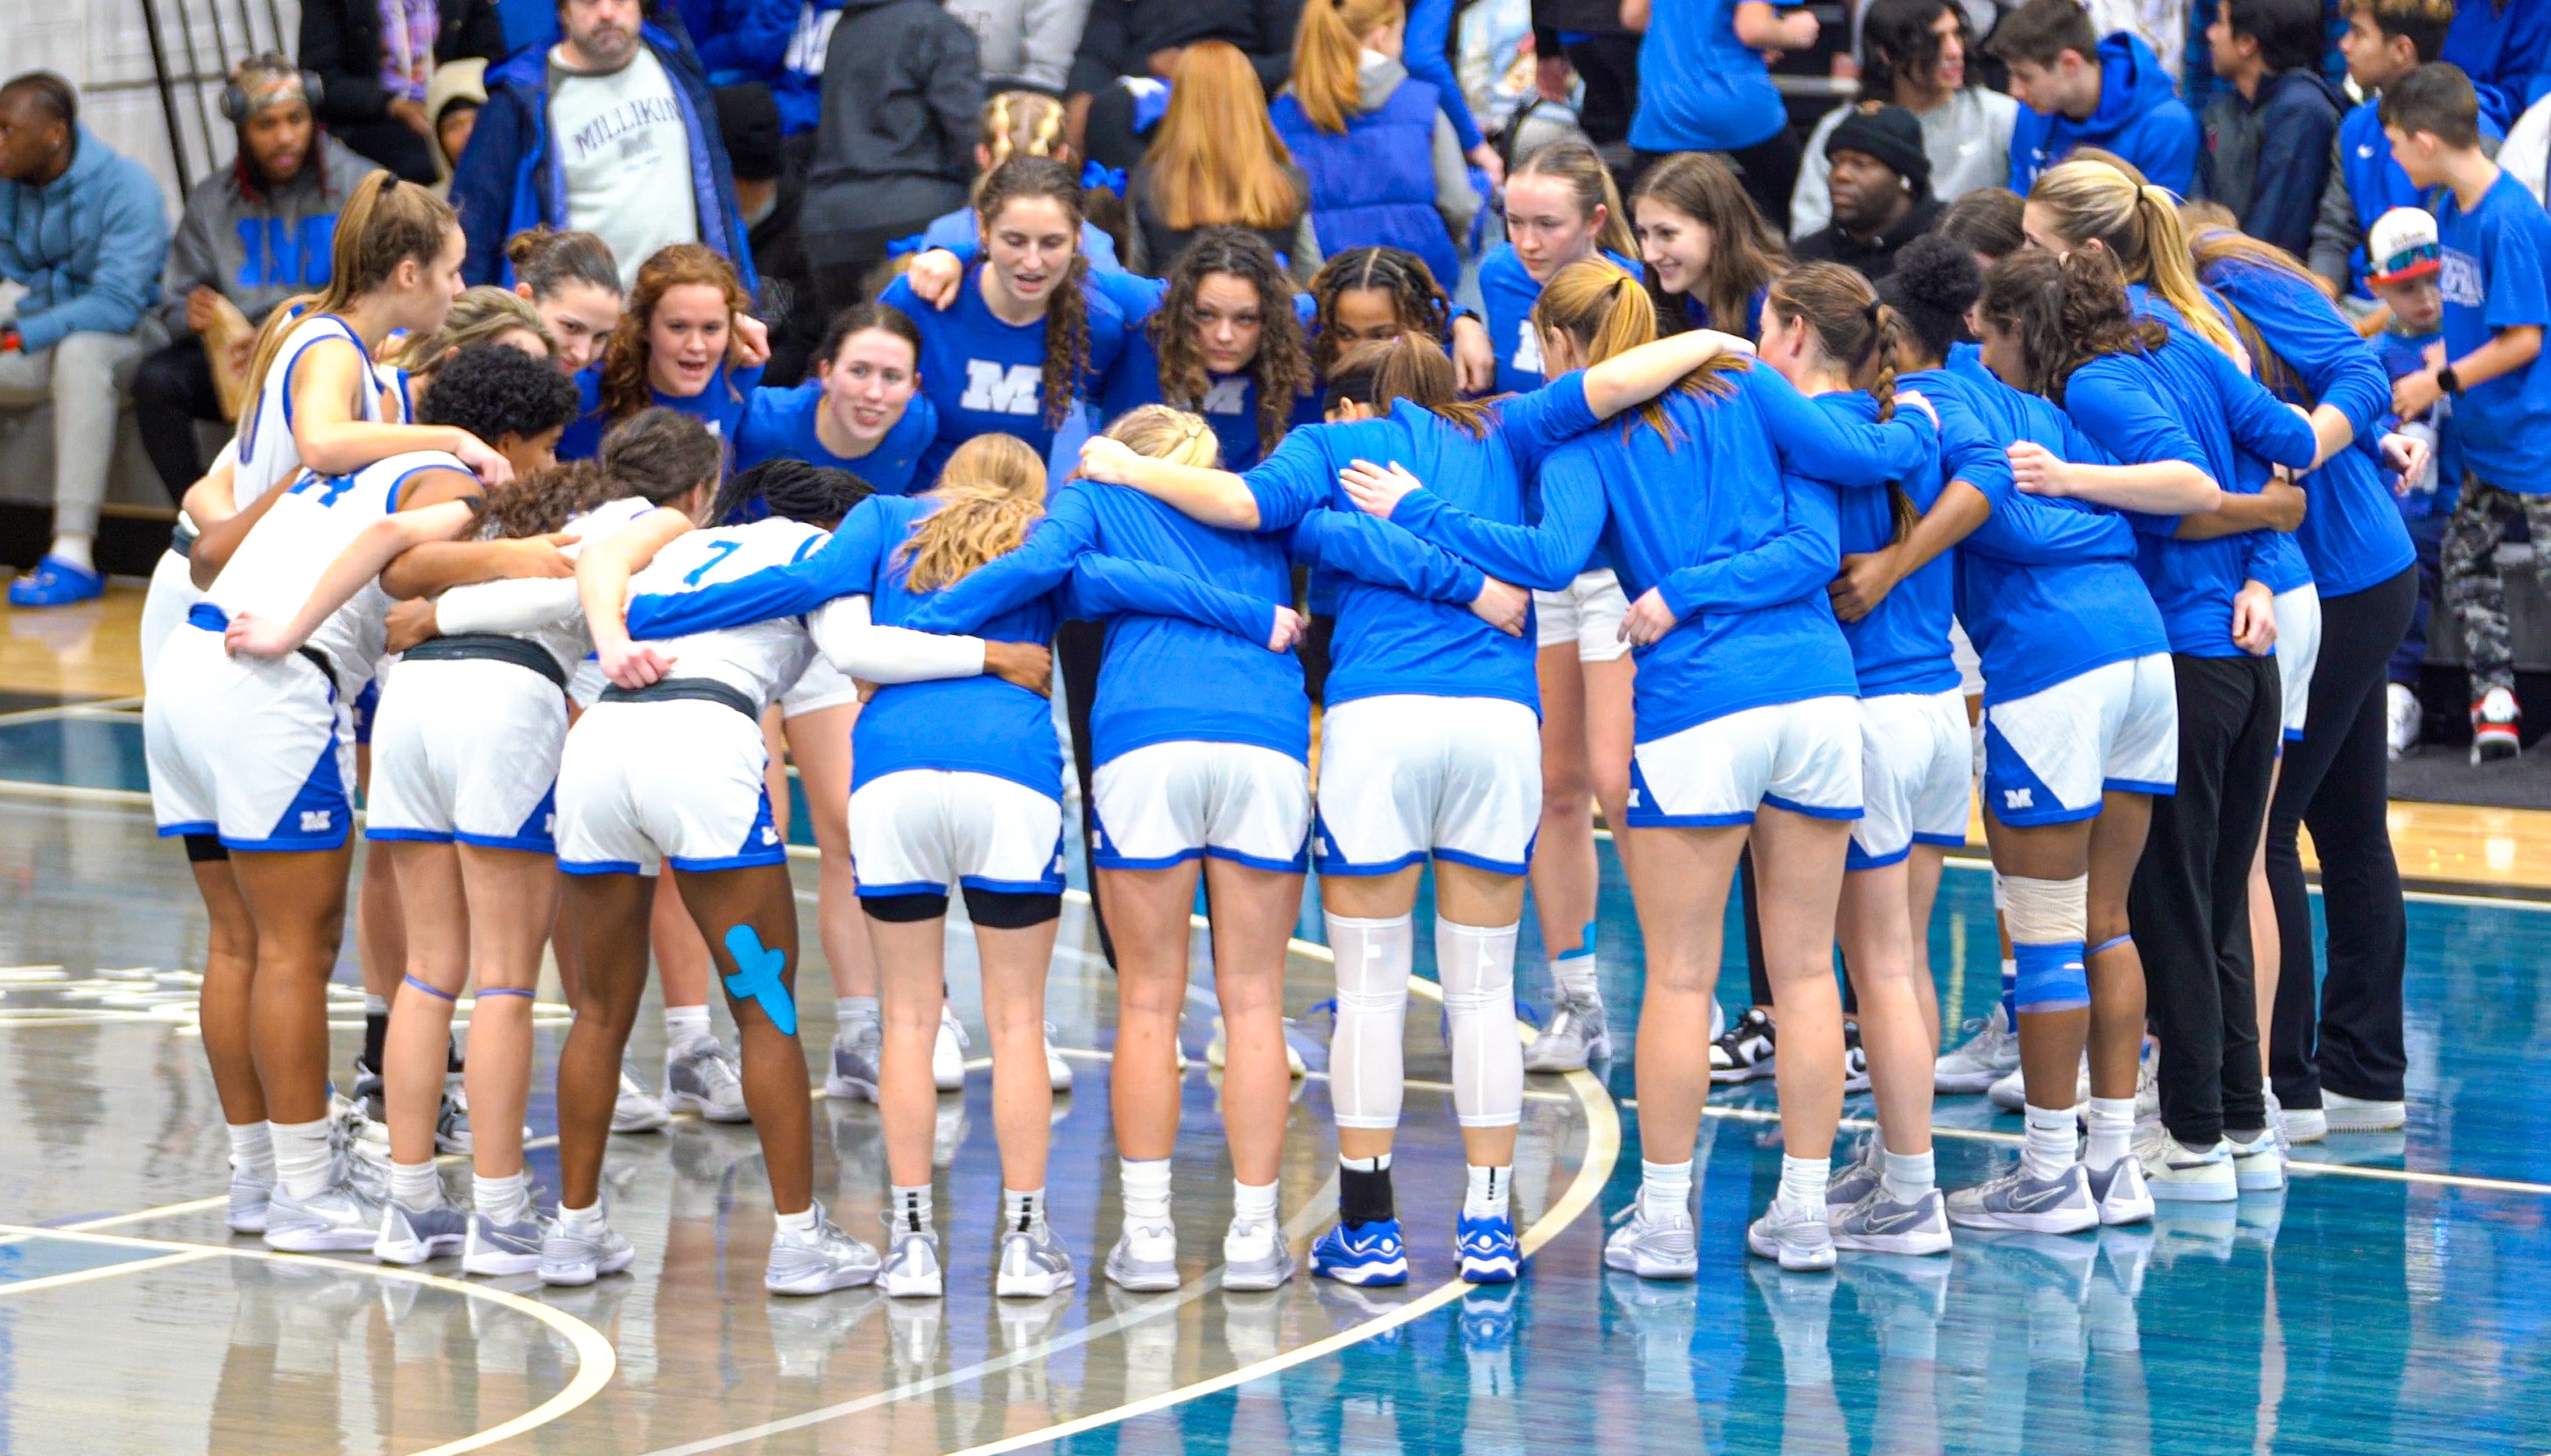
[220,53,324,123]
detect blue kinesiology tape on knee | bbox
[722,925,797,1036]
[1558,918,1598,960]
[2012,940,2089,1014]
[2088,933,2132,958]
[402,974,457,1003]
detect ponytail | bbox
[1767,263,1922,541]
[1291,0,1405,133]
[239,172,458,421]
[1533,257,1745,447]
[1324,333,1500,438]
[896,434,1047,590]
[2028,158,2240,361]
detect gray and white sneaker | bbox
[995,1220,1077,1298]
[932,1005,969,1092]
[1823,1136,1882,1217]
[2323,1090,2406,1132]
[766,1202,883,1296]
[880,1218,944,1298]
[539,1213,636,1286]
[2279,1101,2329,1143]
[1222,1219,1295,1291]
[1934,1004,2019,1094]
[1523,993,1611,1073]
[1829,1186,1952,1256]
[228,1169,273,1234]
[2134,1126,2237,1202]
[2084,1156,2155,1226]
[264,1178,388,1253]
[613,1067,671,1132]
[375,1193,469,1264]
[1603,1204,1700,1280]
[2225,1128,2287,1192]
[463,1205,548,1277]
[826,1018,883,1101]
[664,1039,751,1122]
[1747,1200,1839,1271]
[1104,1220,1180,1292]
[1945,1160,2099,1234]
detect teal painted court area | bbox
[0,706,2543,1453]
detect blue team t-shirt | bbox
[1812,390,1959,699]
[557,361,764,462]
[2436,170,2551,493]
[878,266,1129,478]
[1477,244,1645,397]
[732,381,939,494]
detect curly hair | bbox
[1976,249,2169,404]
[1150,229,1314,460]
[414,341,583,445]
[714,458,872,531]
[481,406,723,538]
[896,434,1046,590]
[975,158,1091,432]
[1877,232,1983,368]
[478,460,619,538]
[598,243,751,422]
[1306,246,1453,380]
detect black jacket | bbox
[801,0,983,257]
[1791,193,1944,283]
[299,0,507,127]
[1068,0,1306,97]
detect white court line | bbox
[0,1220,616,1456]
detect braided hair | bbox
[1152,229,1314,459]
[1765,263,1921,542]
[1306,246,1454,380]
[975,158,1091,432]
[712,458,873,532]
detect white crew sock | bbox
[1003,1187,1046,1233]
[1881,1147,1935,1203]
[271,1117,335,1200]
[890,1184,932,1234]
[1775,1154,1829,1216]
[473,1170,530,1219]
[1324,912,1413,1133]
[46,532,92,574]
[1231,1178,1279,1228]
[227,1121,275,1183]
[2085,1097,2137,1171]
[389,1158,441,1213]
[2022,1103,2079,1180]
[557,1199,606,1233]
[1464,1164,1510,1220]
[665,1003,712,1052]
[1639,1158,1694,1222]
[837,995,879,1030]
[774,1204,821,1241]
[1120,1157,1172,1226]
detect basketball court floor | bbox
[1,588,2546,1454]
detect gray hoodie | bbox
[946,0,1089,94]
[159,135,383,334]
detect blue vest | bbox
[1272,80,1458,288]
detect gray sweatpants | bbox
[0,320,165,538]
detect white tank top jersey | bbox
[431,496,666,672]
[233,313,392,510]
[207,450,474,694]
[623,516,825,708]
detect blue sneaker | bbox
[9,555,102,607]
[1455,1211,1520,1284]
[1310,1218,1409,1286]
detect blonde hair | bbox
[1511,139,1638,263]
[391,285,553,372]
[1104,404,1223,469]
[982,91,1070,172]
[1764,263,1920,540]
[897,434,1048,591]
[1145,42,1304,232]
[1532,257,1745,445]
[2028,157,2240,360]
[240,172,458,430]
[1290,0,1406,133]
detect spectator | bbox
[506,227,625,371]
[0,73,170,608]
[1623,0,1820,228]
[2505,83,2551,207]
[454,0,757,292]
[2084,0,2190,81]
[1131,42,1313,277]
[1403,0,1505,182]
[1791,105,1945,280]
[916,94,1122,269]
[2195,0,2344,257]
[716,84,821,384]
[2314,0,2501,303]
[675,0,797,89]
[800,0,981,316]
[2388,63,2551,760]
[2358,206,2453,758]
[1995,0,2200,195]
[132,57,383,500]
[1531,0,1639,156]
[423,58,487,194]
[1270,0,1476,291]
[1628,150,1791,334]
[948,0,1094,95]
[2442,0,2551,122]
[1793,0,2018,237]
[1068,0,1303,172]
[300,0,506,183]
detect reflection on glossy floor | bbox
[3,702,2549,1451]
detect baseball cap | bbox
[2367,206,2441,285]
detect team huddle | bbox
[131,45,2478,1301]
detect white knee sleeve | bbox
[1326,912,1412,1130]
[2000,874,2088,944]
[1437,919,1523,1130]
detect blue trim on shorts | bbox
[1910,831,1968,847]
[353,679,380,745]
[959,871,1068,896]
[1314,847,1430,877]
[1844,841,1912,871]
[1983,719,2082,827]
[363,826,454,843]
[668,848,791,873]
[158,820,217,839]
[1090,843,1204,871]
[560,856,647,876]
[1761,792,1863,821]
[2103,777,2177,797]
[856,878,951,898]
[2281,727,2304,742]
[1430,845,1532,876]
[1989,799,2104,828]
[455,828,559,854]
[1624,806,1756,828]
[1204,843,1312,874]
[221,826,353,852]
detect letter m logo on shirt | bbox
[961,361,1042,416]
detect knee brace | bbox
[1325,912,1412,1131]
[2002,875,2089,1014]
[1437,919,1523,1130]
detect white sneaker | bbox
[1104,1220,1180,1292]
[1042,1023,1075,1092]
[2279,1101,2329,1143]
[1222,1219,1295,1291]
[933,1005,969,1093]
[663,1039,750,1122]
[879,1217,944,1298]
[2133,1126,2237,1203]
[995,1220,1076,1298]
[2323,1090,2406,1131]
[1205,1016,1307,1076]
[2471,686,2521,763]
[2085,1157,2155,1226]
[613,1067,671,1133]
[2386,682,2421,760]
[1934,1004,2019,1094]
[1745,1199,1838,1272]
[2225,1128,2286,1192]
